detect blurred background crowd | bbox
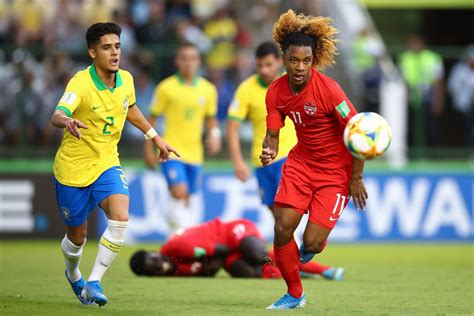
[0,0,472,161]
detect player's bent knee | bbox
[66,230,87,246]
[274,222,295,241]
[303,238,327,254]
[108,213,129,222]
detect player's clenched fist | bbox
[66,118,88,139]
[260,147,276,166]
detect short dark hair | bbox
[176,41,200,55]
[255,42,281,58]
[281,32,317,55]
[86,22,121,48]
[129,250,147,275]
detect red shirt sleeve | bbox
[266,85,285,130]
[327,80,358,126]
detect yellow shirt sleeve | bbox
[149,82,168,117]
[227,84,249,121]
[56,77,82,117]
[205,83,218,117]
[127,73,136,107]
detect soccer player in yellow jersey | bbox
[144,42,221,229]
[227,42,297,212]
[50,23,178,307]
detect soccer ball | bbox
[343,112,392,160]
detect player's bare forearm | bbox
[50,110,71,128]
[205,116,219,131]
[226,120,243,163]
[260,129,279,166]
[50,110,88,139]
[227,119,250,181]
[205,116,222,155]
[264,129,280,155]
[134,110,179,166]
[126,105,153,134]
[349,158,368,211]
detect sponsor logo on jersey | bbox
[60,92,77,105]
[123,97,128,110]
[199,96,206,106]
[304,102,317,116]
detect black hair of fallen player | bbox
[86,22,122,48]
[129,250,147,275]
[281,32,317,55]
[255,42,281,59]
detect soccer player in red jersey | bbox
[260,10,368,309]
[129,218,343,280]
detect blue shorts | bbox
[54,166,129,227]
[161,160,202,194]
[255,157,287,206]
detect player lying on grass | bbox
[50,22,178,307]
[129,218,344,280]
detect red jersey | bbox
[266,68,357,169]
[160,218,262,263]
[160,219,262,276]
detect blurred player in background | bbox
[260,10,367,309]
[50,22,178,307]
[144,42,221,230]
[129,218,343,280]
[227,42,297,213]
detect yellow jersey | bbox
[54,65,136,187]
[149,74,217,165]
[228,74,297,166]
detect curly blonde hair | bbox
[273,10,339,70]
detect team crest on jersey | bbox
[61,207,70,219]
[304,102,317,116]
[199,96,206,106]
[123,97,128,110]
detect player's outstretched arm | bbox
[260,129,279,166]
[348,158,368,210]
[127,105,180,163]
[205,116,222,156]
[50,109,88,139]
[227,119,250,182]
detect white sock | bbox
[61,235,85,282]
[167,198,189,231]
[88,219,128,282]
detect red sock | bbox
[274,239,303,298]
[299,261,331,275]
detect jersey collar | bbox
[257,70,285,88]
[89,64,123,92]
[177,72,199,86]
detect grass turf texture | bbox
[0,241,472,315]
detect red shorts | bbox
[223,219,263,250]
[274,153,352,230]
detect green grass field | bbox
[0,241,472,315]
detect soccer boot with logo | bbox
[266,292,306,309]
[322,267,345,281]
[85,280,108,307]
[65,271,91,305]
